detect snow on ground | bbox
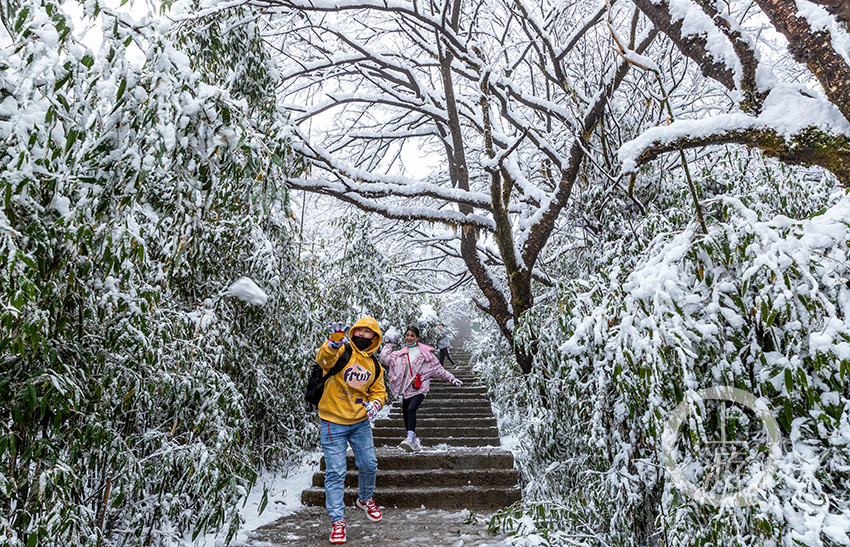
[184,452,321,546]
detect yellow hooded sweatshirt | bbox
[315,316,388,425]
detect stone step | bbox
[387,406,493,416]
[387,411,495,420]
[320,448,516,471]
[414,404,491,412]
[384,418,495,426]
[386,412,492,420]
[374,416,497,428]
[386,413,495,422]
[415,394,491,403]
[427,390,484,396]
[386,382,481,391]
[372,425,500,438]
[374,436,499,448]
[404,401,491,409]
[311,468,519,488]
[428,390,482,396]
[387,399,491,407]
[417,380,480,388]
[406,389,485,395]
[374,418,498,430]
[427,385,486,392]
[300,484,520,509]
[388,399,491,408]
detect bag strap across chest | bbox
[323,343,353,383]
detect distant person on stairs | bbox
[435,323,457,368]
[315,317,388,544]
[381,326,462,452]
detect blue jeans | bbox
[320,419,377,523]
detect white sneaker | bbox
[410,437,422,452]
[399,439,414,452]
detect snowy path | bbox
[233,505,511,546]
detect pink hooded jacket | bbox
[380,342,458,399]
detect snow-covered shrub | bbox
[489,161,849,546]
[0,0,327,544]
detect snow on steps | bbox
[300,364,520,510]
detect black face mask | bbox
[351,335,373,351]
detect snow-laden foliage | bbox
[0,0,301,543]
[484,161,849,546]
[0,0,420,544]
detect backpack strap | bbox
[322,343,352,384]
[367,354,382,389]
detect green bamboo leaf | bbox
[14,6,30,33]
[766,309,778,328]
[258,488,269,515]
[731,294,746,314]
[65,129,77,154]
[785,369,793,394]
[116,78,127,102]
[53,71,71,91]
[18,253,37,271]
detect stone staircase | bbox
[300,352,521,509]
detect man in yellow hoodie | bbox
[316,316,387,545]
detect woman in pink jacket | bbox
[380,326,462,452]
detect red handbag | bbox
[408,355,422,389]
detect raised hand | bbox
[328,322,349,349]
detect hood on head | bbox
[348,316,382,355]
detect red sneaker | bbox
[329,520,346,544]
[355,497,383,522]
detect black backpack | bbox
[304,343,384,406]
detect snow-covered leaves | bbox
[0,0,312,543]
[486,164,849,545]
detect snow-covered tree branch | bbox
[255,0,657,372]
[623,0,850,185]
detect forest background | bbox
[2,0,849,545]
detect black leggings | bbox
[402,394,426,432]
[438,348,456,367]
